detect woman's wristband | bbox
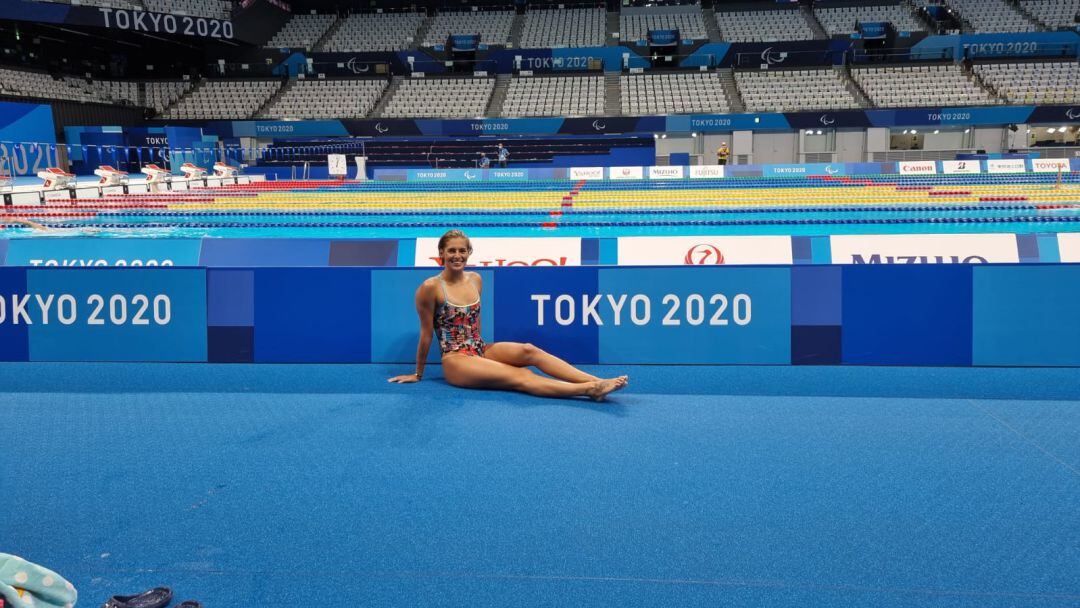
[414,372,423,380]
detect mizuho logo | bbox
[374,122,389,134]
[592,120,606,131]
[346,57,370,74]
[684,244,725,265]
[761,47,788,64]
[819,114,835,126]
[1066,108,1080,120]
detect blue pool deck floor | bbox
[1,364,1078,607]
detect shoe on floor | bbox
[101,587,171,608]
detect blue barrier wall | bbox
[0,264,1076,365]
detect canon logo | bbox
[684,244,725,265]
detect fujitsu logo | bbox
[431,257,569,267]
[684,244,725,265]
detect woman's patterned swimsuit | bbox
[434,277,485,357]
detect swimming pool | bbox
[3,173,1079,238]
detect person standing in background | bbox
[716,141,730,166]
[497,143,510,168]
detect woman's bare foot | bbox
[586,376,628,401]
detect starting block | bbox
[141,163,171,192]
[0,172,11,191]
[37,167,76,190]
[94,165,129,186]
[213,162,239,178]
[181,163,207,180]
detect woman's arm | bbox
[389,281,436,383]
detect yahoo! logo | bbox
[684,244,725,265]
[431,256,568,267]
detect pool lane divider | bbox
[544,179,587,229]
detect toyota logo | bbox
[684,244,725,265]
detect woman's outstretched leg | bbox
[443,354,625,401]
[485,342,623,385]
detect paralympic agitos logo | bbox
[684,244,725,265]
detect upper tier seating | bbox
[143,0,231,20]
[714,9,813,43]
[33,0,140,8]
[145,80,194,114]
[321,12,426,53]
[422,10,515,46]
[259,79,388,119]
[814,3,924,36]
[502,76,604,117]
[945,0,1038,33]
[0,68,135,105]
[853,64,1000,108]
[162,79,281,119]
[974,61,1079,105]
[736,68,861,112]
[519,8,607,48]
[265,13,336,49]
[620,72,731,116]
[1021,0,1080,29]
[620,6,708,42]
[380,77,495,118]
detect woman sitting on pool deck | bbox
[389,230,628,400]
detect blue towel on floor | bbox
[0,554,77,608]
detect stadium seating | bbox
[265,13,336,50]
[519,8,607,49]
[1021,0,1080,29]
[143,0,232,20]
[714,8,813,43]
[620,6,708,42]
[0,68,135,105]
[422,10,515,47]
[502,76,605,117]
[320,12,426,53]
[814,4,924,36]
[974,61,1079,105]
[853,64,1000,108]
[736,68,861,112]
[259,78,388,119]
[162,79,281,119]
[945,0,1038,33]
[144,81,194,114]
[620,72,731,116]
[380,77,495,118]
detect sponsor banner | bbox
[5,239,202,267]
[414,237,582,267]
[987,159,1027,174]
[617,236,793,266]
[648,166,685,180]
[830,234,1020,264]
[942,160,982,174]
[1059,234,1080,263]
[22,268,207,361]
[898,161,937,175]
[689,165,725,179]
[1031,158,1071,173]
[0,1,236,41]
[569,167,604,180]
[405,168,484,182]
[609,166,644,180]
[485,169,529,181]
